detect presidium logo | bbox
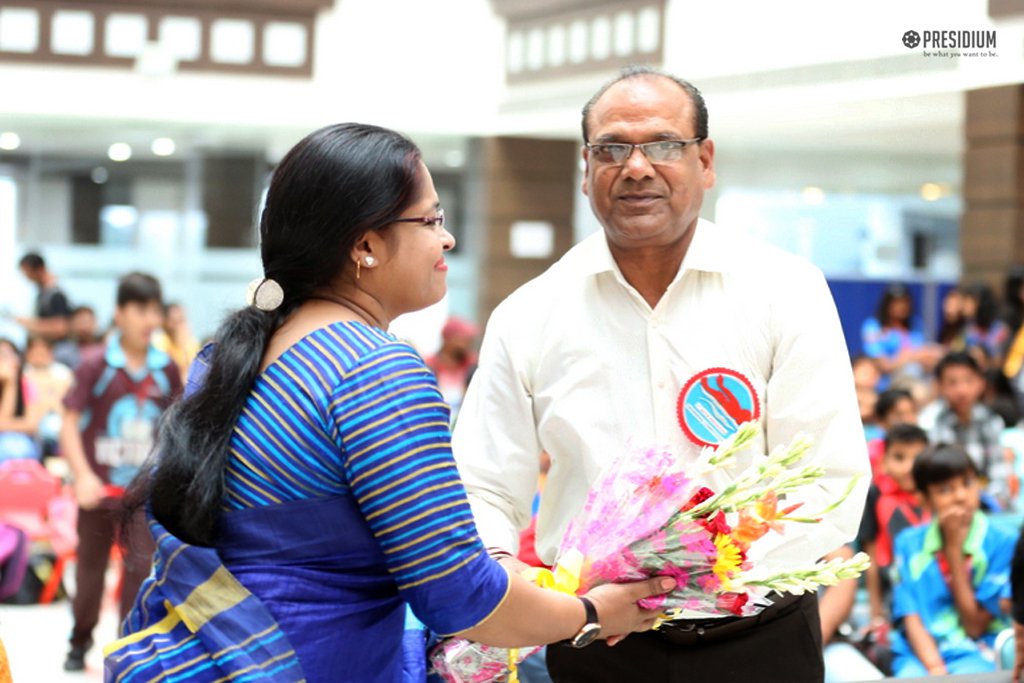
[903,29,998,57]
[902,31,921,48]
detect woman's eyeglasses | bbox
[393,207,445,230]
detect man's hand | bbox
[73,471,107,510]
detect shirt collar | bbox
[577,218,734,279]
[921,509,988,556]
[936,400,990,422]
[104,332,171,371]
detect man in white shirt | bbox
[452,66,869,682]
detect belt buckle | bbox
[669,621,707,637]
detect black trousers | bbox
[70,507,154,649]
[547,593,824,682]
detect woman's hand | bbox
[583,577,676,646]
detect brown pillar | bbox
[471,136,578,323]
[962,84,1024,288]
[201,153,265,248]
[70,175,102,244]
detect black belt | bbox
[655,592,808,646]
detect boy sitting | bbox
[918,350,1012,509]
[889,443,1014,676]
[858,423,930,631]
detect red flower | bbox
[715,591,749,616]
[681,486,716,513]
[699,510,732,536]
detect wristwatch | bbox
[570,597,602,648]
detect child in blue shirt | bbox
[890,443,1014,677]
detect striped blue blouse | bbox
[219,320,508,618]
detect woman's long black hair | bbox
[875,283,912,329]
[963,282,1000,332]
[129,123,423,546]
[0,338,26,418]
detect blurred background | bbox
[0,0,1020,354]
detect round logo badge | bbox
[902,30,920,49]
[676,367,761,449]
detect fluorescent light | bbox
[151,137,175,156]
[108,142,132,162]
[802,186,825,205]
[0,132,20,151]
[920,183,943,201]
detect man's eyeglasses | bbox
[585,138,704,165]
[393,207,445,230]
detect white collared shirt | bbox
[453,219,869,580]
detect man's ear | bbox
[699,138,716,190]
[581,146,590,197]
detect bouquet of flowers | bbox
[427,638,542,683]
[429,421,869,682]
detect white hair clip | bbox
[245,277,285,311]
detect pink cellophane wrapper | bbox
[555,445,768,616]
[431,441,783,682]
[429,638,542,683]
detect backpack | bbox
[0,550,65,605]
[0,524,29,601]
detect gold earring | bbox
[356,260,361,280]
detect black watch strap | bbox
[570,596,602,648]
[579,596,598,625]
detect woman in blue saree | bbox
[105,123,671,683]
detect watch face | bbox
[571,622,602,648]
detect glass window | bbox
[547,24,566,67]
[568,20,587,64]
[0,8,39,53]
[52,11,94,56]
[211,19,254,64]
[613,11,634,57]
[263,22,306,67]
[590,16,611,60]
[160,16,202,61]
[105,13,147,58]
[637,7,660,53]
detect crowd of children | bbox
[845,277,1024,678]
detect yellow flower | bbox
[712,534,743,589]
